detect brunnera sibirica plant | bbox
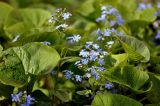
[0,0,160,106]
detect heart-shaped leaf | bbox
[103,65,152,93]
[0,42,60,87]
[91,93,142,106]
[4,8,51,39]
[118,35,150,62]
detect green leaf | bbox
[60,56,81,66]
[145,103,160,106]
[0,2,13,29]
[146,73,160,104]
[0,45,3,57]
[103,65,152,93]
[111,53,128,66]
[32,80,49,96]
[78,0,95,16]
[0,42,60,87]
[91,93,142,106]
[53,89,72,102]
[68,46,83,51]
[119,35,150,62]
[14,42,60,75]
[133,8,156,22]
[4,8,51,39]
[76,90,91,95]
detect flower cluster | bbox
[137,3,152,10]
[63,70,82,82]
[11,92,22,102]
[11,91,35,106]
[97,28,119,38]
[96,5,124,26]
[48,8,72,30]
[75,42,107,80]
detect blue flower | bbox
[21,95,35,106]
[62,12,72,20]
[107,41,114,45]
[137,3,152,10]
[98,67,105,71]
[96,14,106,22]
[87,66,96,72]
[104,29,111,36]
[67,35,81,43]
[11,92,22,102]
[92,44,99,50]
[98,59,105,66]
[89,50,99,61]
[109,21,116,26]
[107,8,117,15]
[104,28,116,36]
[97,28,102,37]
[42,41,51,45]
[88,67,99,80]
[115,14,124,25]
[74,75,82,82]
[105,81,113,89]
[89,55,97,61]
[81,59,89,65]
[155,31,160,39]
[85,42,93,49]
[93,72,99,80]
[96,5,124,26]
[63,70,73,79]
[79,50,90,57]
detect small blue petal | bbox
[75,75,82,82]
[105,81,113,89]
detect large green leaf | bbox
[119,35,150,62]
[103,65,152,93]
[4,8,51,39]
[78,0,95,16]
[0,42,60,87]
[133,8,156,22]
[146,73,160,104]
[0,2,13,29]
[91,93,142,106]
[13,42,60,75]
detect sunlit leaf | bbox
[119,35,150,62]
[91,93,142,106]
[0,42,60,87]
[103,65,152,93]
